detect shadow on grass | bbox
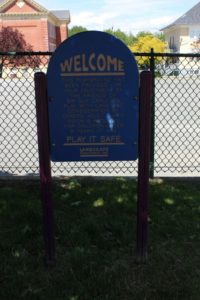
[0,177,200,300]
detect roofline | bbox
[0,0,49,13]
[161,2,200,31]
[49,9,71,23]
[0,0,70,24]
[50,10,70,23]
[48,11,70,24]
[161,23,197,31]
[0,12,70,25]
[27,0,49,13]
[161,24,173,31]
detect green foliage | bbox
[68,26,165,51]
[155,31,165,42]
[104,28,136,45]
[104,28,127,44]
[136,31,153,38]
[68,26,88,37]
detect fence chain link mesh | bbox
[0,52,199,177]
[154,54,200,176]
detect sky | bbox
[38,0,200,34]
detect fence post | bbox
[149,48,155,178]
[136,70,152,261]
[34,72,56,265]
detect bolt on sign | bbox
[47,31,139,161]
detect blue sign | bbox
[47,31,139,161]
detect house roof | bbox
[0,0,70,23]
[51,10,70,21]
[0,0,48,11]
[162,2,200,30]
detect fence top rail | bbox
[0,51,53,56]
[134,52,200,57]
[1,51,200,58]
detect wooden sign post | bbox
[34,72,55,264]
[137,71,152,260]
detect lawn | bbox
[0,177,200,300]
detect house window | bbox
[190,29,200,39]
[169,36,175,50]
[48,22,56,39]
[169,36,172,48]
[49,43,56,52]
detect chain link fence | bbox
[0,52,199,177]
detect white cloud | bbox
[103,0,177,14]
[70,9,178,34]
[70,10,119,30]
[68,0,198,34]
[104,15,178,34]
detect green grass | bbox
[0,177,200,300]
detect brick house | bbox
[0,0,70,51]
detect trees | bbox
[68,26,136,46]
[190,39,200,62]
[129,34,166,68]
[68,26,88,37]
[154,32,165,42]
[136,31,153,39]
[190,38,200,53]
[129,34,166,53]
[104,28,136,46]
[67,26,166,69]
[0,26,32,52]
[0,27,40,77]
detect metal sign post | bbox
[34,72,55,264]
[136,70,152,261]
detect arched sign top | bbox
[47,31,139,161]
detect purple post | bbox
[136,70,152,260]
[34,72,55,264]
